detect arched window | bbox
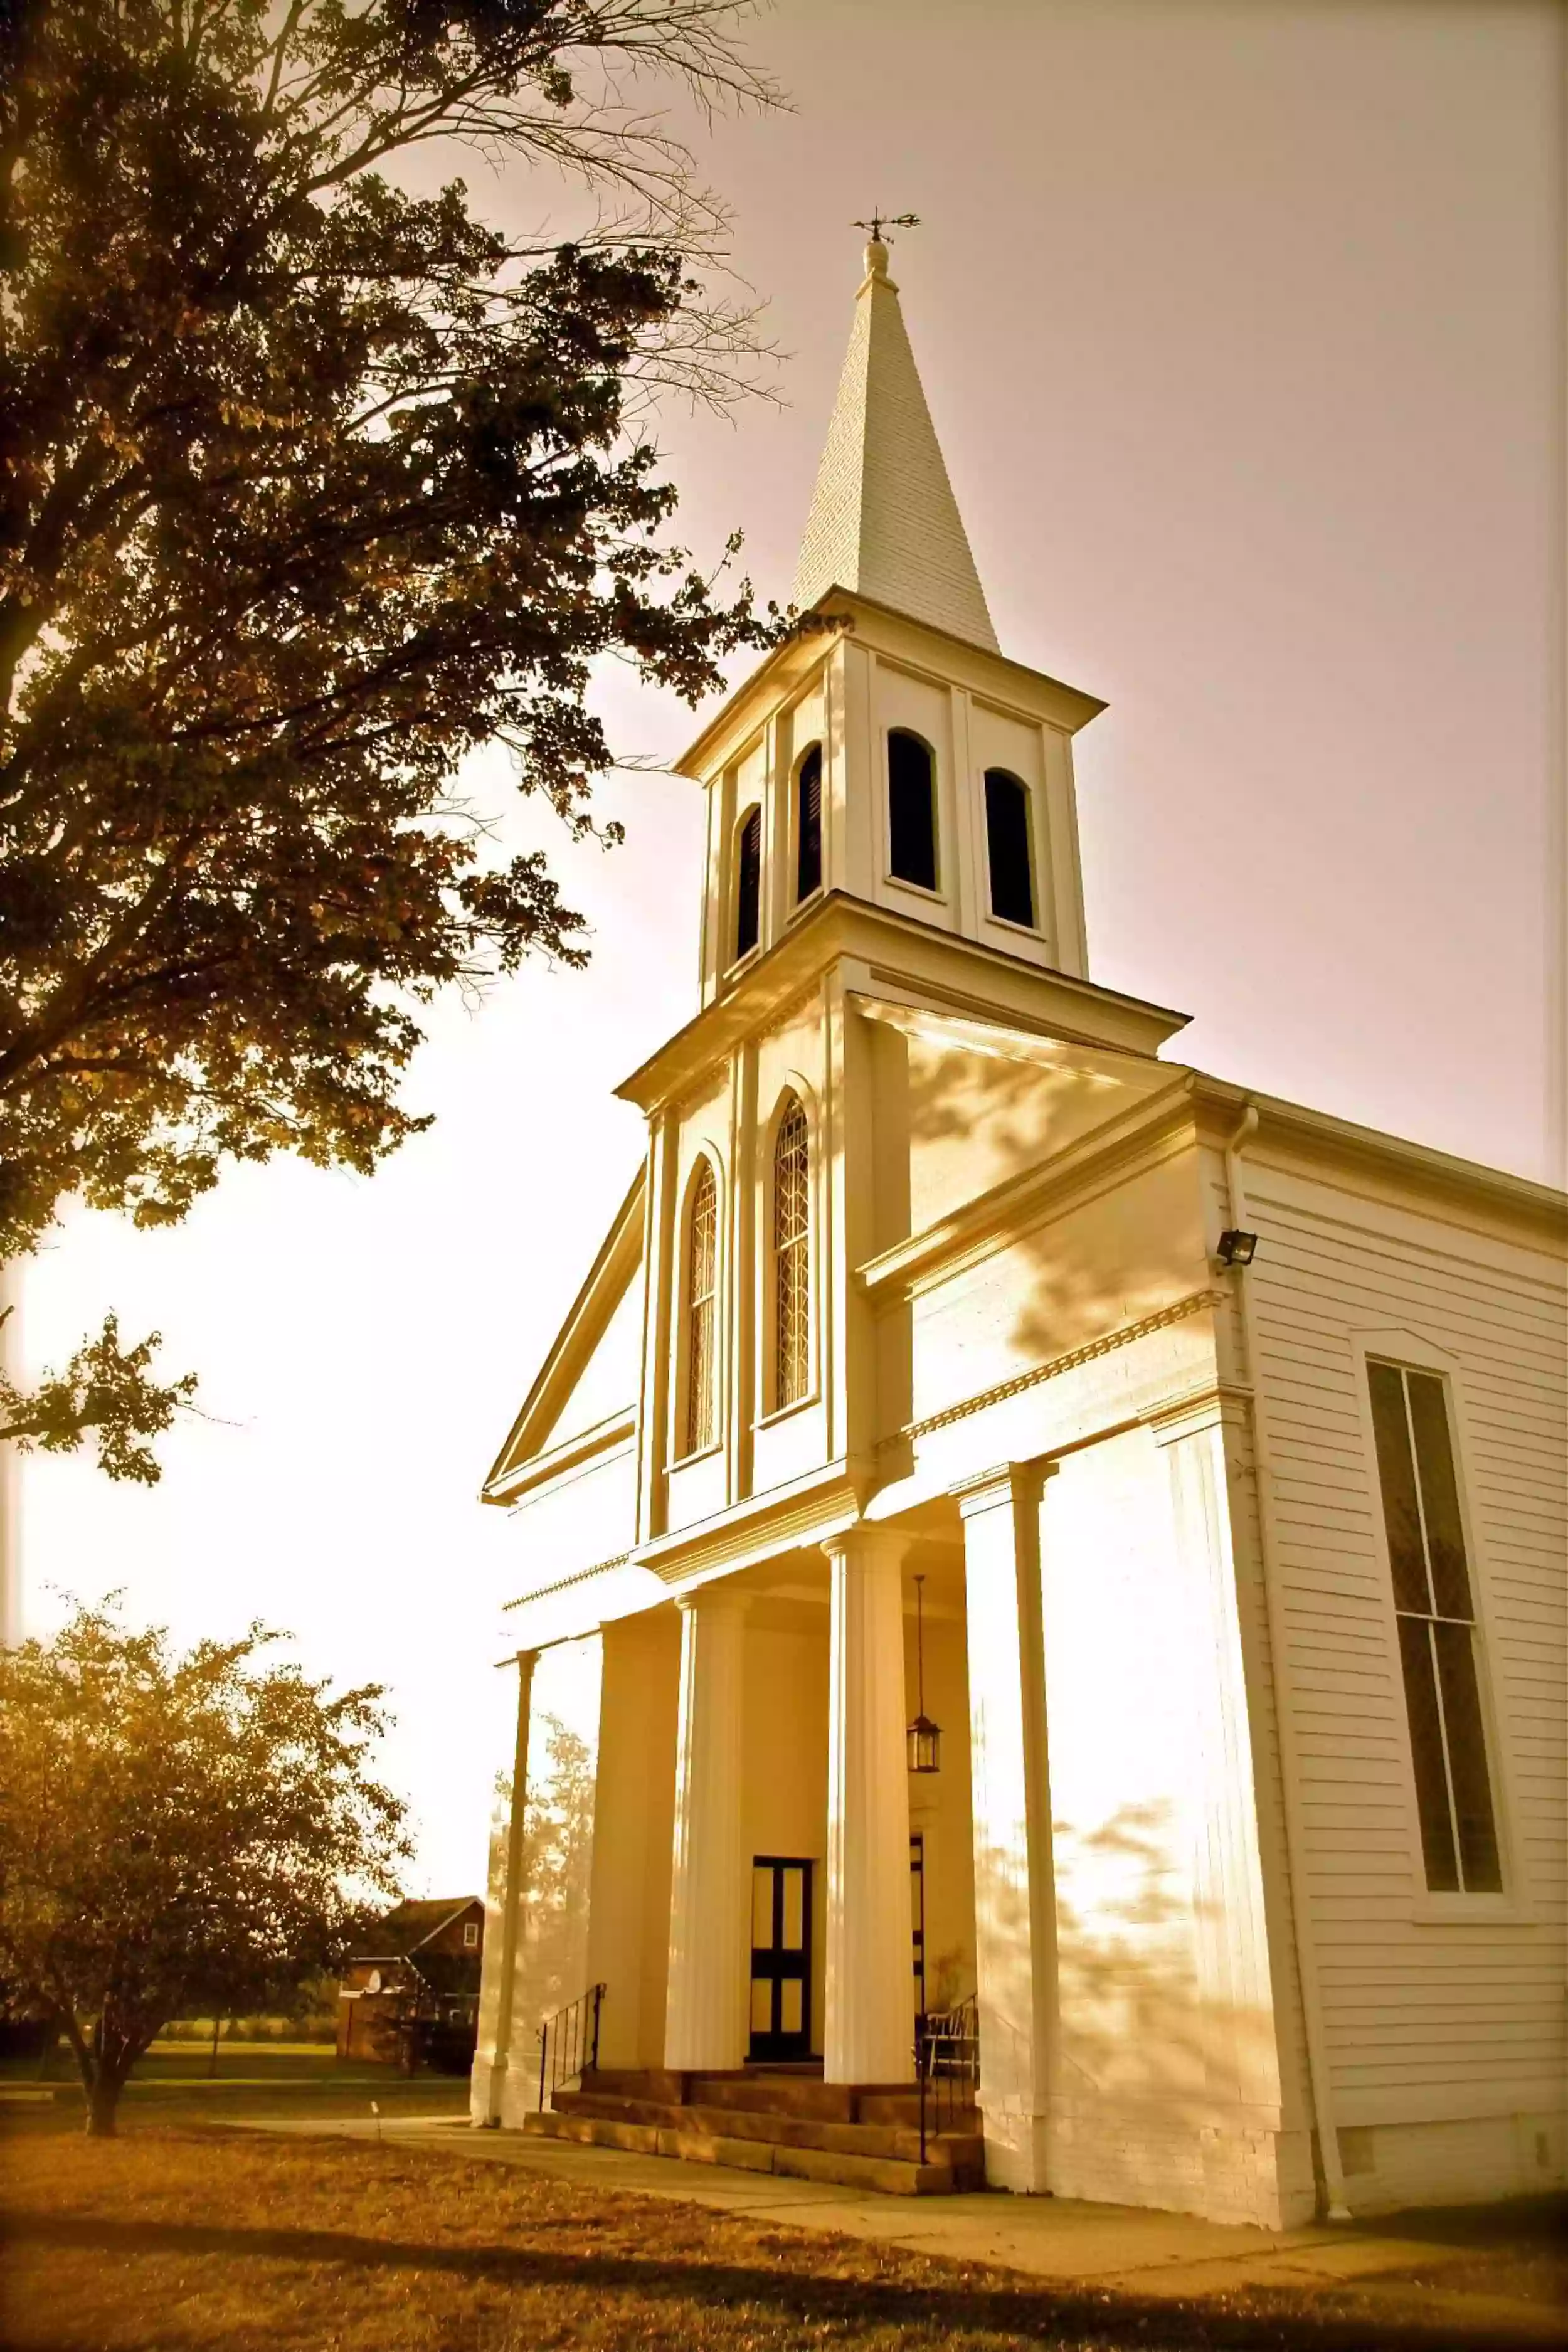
[734,807,761,961]
[887,730,937,892]
[983,769,1036,928]
[682,1161,718,1454]
[773,1096,810,1408]
[795,744,823,903]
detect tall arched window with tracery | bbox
[683,1161,718,1454]
[773,1096,810,1409]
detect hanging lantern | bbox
[906,1573,941,1775]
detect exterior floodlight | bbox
[1216,1229,1259,1268]
[906,1574,941,1775]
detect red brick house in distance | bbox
[337,1897,484,2070]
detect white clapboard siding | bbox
[1242,1155,1565,2132]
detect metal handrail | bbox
[916,1993,979,2163]
[537,1981,605,2112]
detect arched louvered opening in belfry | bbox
[733,805,761,960]
[772,1094,810,1408]
[983,768,1036,928]
[887,729,938,893]
[795,744,823,902]
[682,1160,718,1455]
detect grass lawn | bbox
[1,2045,470,2126]
[2,2117,1563,2352]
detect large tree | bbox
[0,0,778,1473]
[0,1598,410,2134]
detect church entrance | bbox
[748,1857,812,2062]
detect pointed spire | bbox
[793,240,999,654]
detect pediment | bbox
[483,1168,644,1503]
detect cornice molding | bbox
[877,1288,1222,1452]
[950,1459,1056,1518]
[635,1454,877,1587]
[1142,1380,1254,1449]
[1192,1076,1567,1249]
[484,1406,636,1507]
[613,893,1187,1113]
[500,1550,633,1617]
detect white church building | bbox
[469,237,1567,2227]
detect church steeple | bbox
[793,239,999,654]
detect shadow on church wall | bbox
[494,1712,598,2036]
[879,1034,1204,1443]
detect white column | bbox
[955,1463,1057,2191]
[471,1648,538,2126]
[823,1527,914,2085]
[664,1584,750,2072]
[1147,1391,1288,2174]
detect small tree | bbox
[0,1599,410,2134]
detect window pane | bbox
[781,1868,804,1951]
[735,807,761,958]
[780,1979,803,2035]
[684,1165,717,1454]
[1407,1373,1473,1619]
[1397,1616,1459,1892]
[1433,1622,1502,1892]
[887,731,937,891]
[751,1978,772,2033]
[774,1098,810,1406]
[752,1867,773,1947]
[796,746,822,901]
[984,770,1035,927]
[1369,1362,1430,1612]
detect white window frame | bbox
[788,739,826,917]
[1349,1324,1527,1925]
[729,802,764,971]
[980,765,1042,937]
[882,726,946,903]
[756,1083,820,1424]
[671,1150,726,1466]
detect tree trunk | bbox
[84,2071,122,2136]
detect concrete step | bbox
[555,2088,982,2171]
[524,2106,977,2195]
[857,2090,978,2131]
[687,2072,859,2122]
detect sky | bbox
[15,0,1565,1895]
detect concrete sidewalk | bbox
[239,2113,1563,2338]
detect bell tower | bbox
[617,238,1182,1547]
[684,235,1103,1015]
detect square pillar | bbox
[471,1649,538,2126]
[664,1584,751,2072]
[954,1462,1057,2192]
[822,1527,914,2085]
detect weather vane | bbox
[852,211,920,245]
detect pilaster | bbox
[1145,1382,1301,2222]
[953,1462,1058,2190]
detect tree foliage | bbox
[0,1307,196,1480]
[0,0,778,1463]
[0,1598,410,2132]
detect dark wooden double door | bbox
[748,1857,812,2062]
